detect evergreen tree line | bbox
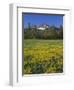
[24,24,63,40]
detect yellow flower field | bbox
[24,39,63,74]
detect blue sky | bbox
[23,13,63,28]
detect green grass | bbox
[24,39,63,74]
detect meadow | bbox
[24,39,63,74]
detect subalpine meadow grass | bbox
[24,39,63,74]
